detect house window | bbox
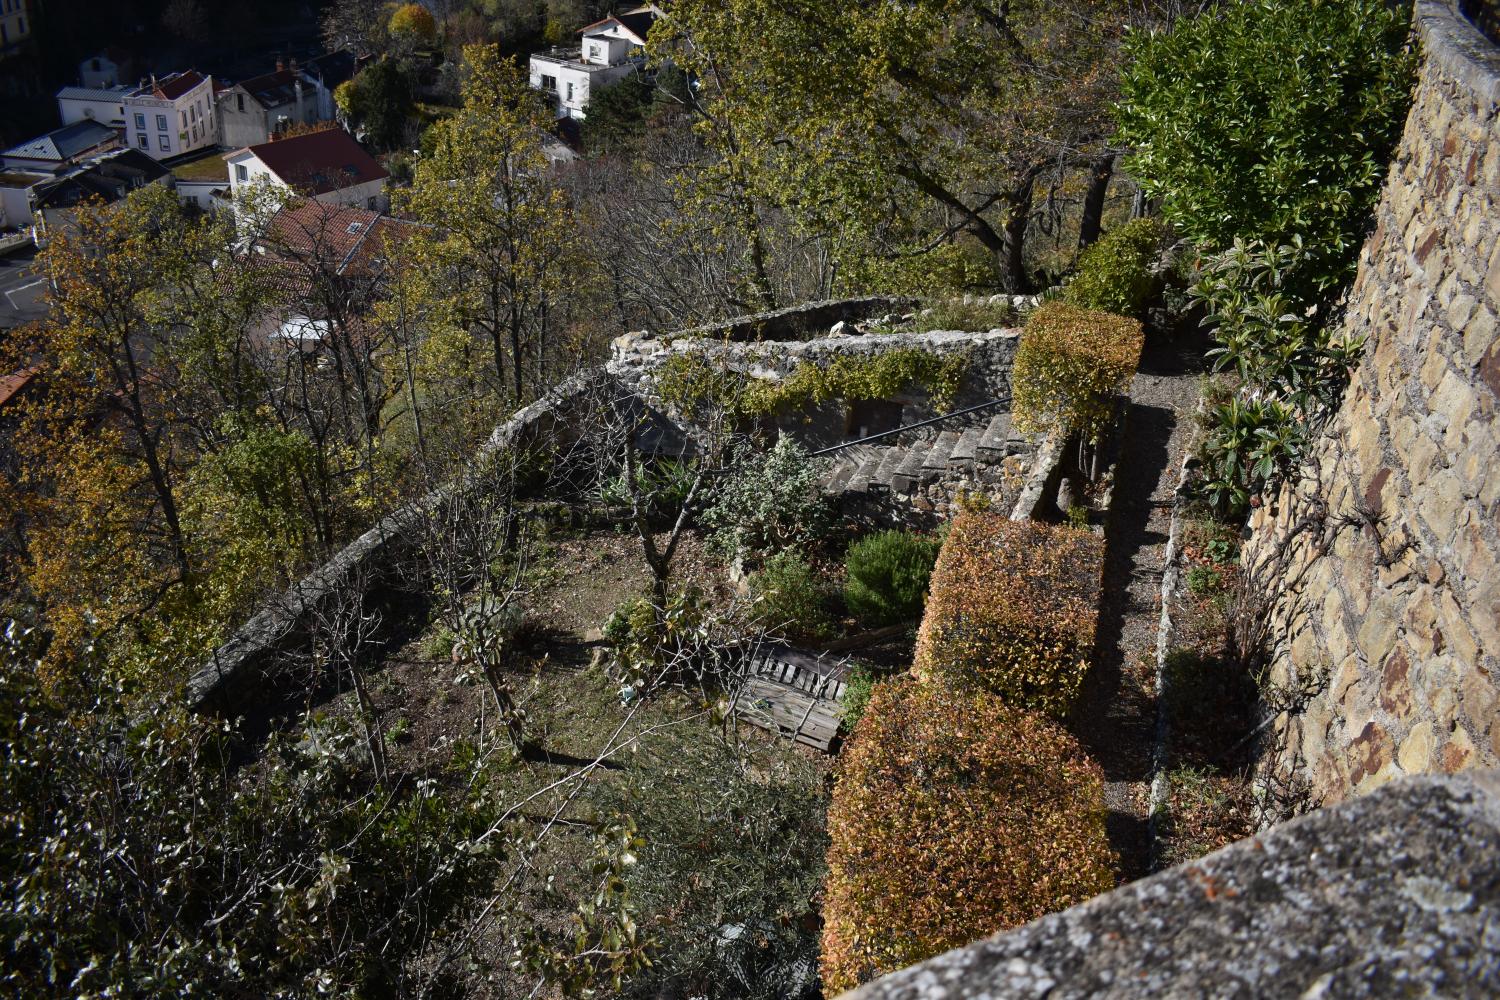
[156,114,167,131]
[91,58,101,71]
[566,81,574,102]
[159,134,171,151]
[540,74,557,92]
[134,112,145,130]
[137,134,148,150]
[235,164,248,182]
[237,93,244,112]
[180,111,187,129]
[367,196,377,210]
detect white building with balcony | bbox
[528,4,661,120]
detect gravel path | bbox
[1070,329,1207,884]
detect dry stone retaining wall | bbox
[1243,0,1500,814]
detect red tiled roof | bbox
[155,70,207,101]
[0,368,40,410]
[246,128,388,197]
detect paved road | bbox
[0,246,48,332]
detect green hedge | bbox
[1064,218,1169,318]
[843,530,941,628]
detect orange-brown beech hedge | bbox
[820,676,1113,993]
[914,512,1104,716]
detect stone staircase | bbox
[820,411,1027,498]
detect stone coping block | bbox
[841,771,1500,999]
[663,296,919,344]
[1422,0,1500,105]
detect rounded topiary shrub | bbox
[1063,217,1170,318]
[820,676,1114,993]
[1012,301,1144,444]
[914,512,1103,716]
[843,530,941,627]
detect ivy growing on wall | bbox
[652,347,971,419]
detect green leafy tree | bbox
[1115,0,1417,299]
[396,44,579,405]
[338,58,417,150]
[650,0,1137,292]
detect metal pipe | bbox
[808,396,1011,457]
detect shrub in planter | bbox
[1063,218,1170,318]
[1012,301,1144,444]
[843,530,941,627]
[914,512,1104,716]
[749,549,836,641]
[821,676,1113,993]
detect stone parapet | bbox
[1241,0,1499,814]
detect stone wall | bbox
[189,372,610,712]
[612,328,1020,452]
[660,295,918,343]
[1242,0,1500,814]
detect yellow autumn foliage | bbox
[1012,301,1143,443]
[914,511,1104,716]
[820,676,1114,993]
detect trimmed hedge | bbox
[914,512,1104,716]
[1012,301,1143,443]
[1063,218,1169,318]
[820,676,1114,993]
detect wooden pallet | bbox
[733,645,851,752]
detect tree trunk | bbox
[1078,154,1116,250]
[999,174,1037,295]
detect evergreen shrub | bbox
[1012,301,1144,443]
[820,676,1114,993]
[1063,218,1170,318]
[843,530,941,627]
[914,512,1104,716]
[749,549,836,641]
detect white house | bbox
[528,4,661,120]
[0,0,29,55]
[217,61,336,149]
[57,84,135,130]
[124,71,218,161]
[225,127,389,212]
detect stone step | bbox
[891,441,930,493]
[949,427,983,468]
[921,430,962,481]
[978,412,1014,455]
[846,450,888,493]
[869,447,907,491]
[822,457,859,493]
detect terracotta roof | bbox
[244,128,388,196]
[0,368,39,410]
[154,70,207,101]
[577,5,660,43]
[265,201,384,265]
